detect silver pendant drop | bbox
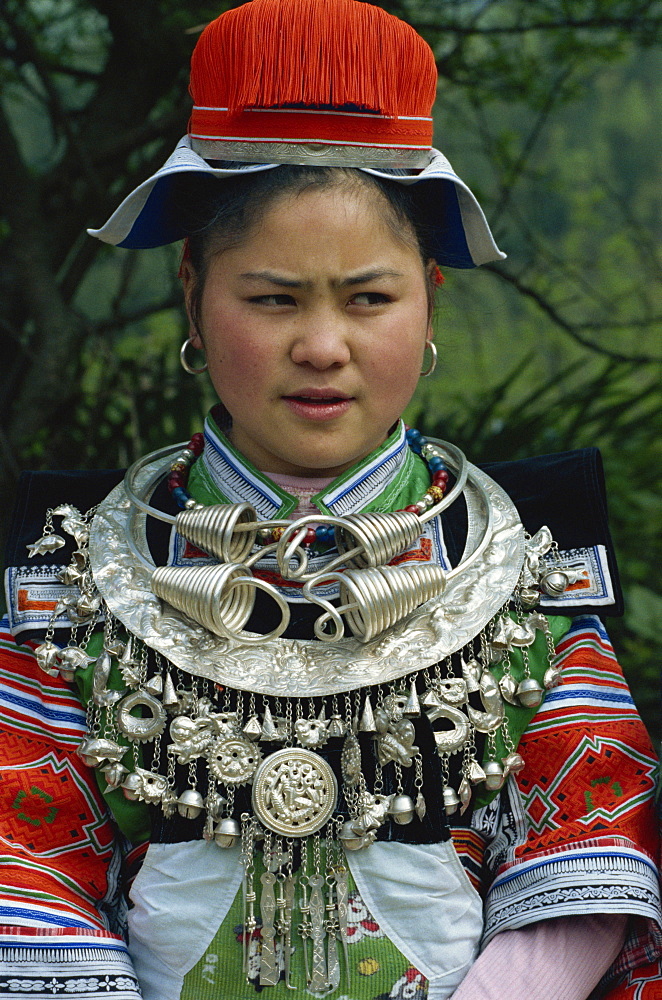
[359,694,376,733]
[443,786,460,815]
[482,760,505,791]
[499,672,519,705]
[516,677,544,708]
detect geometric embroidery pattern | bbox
[0,623,119,933]
[601,960,662,999]
[480,615,661,980]
[522,735,657,836]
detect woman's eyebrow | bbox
[239,270,306,288]
[239,268,403,287]
[340,269,404,286]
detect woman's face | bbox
[184,182,433,477]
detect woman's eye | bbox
[250,294,296,306]
[351,292,391,306]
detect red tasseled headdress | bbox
[188,0,438,166]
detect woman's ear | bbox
[180,259,204,349]
[425,258,439,328]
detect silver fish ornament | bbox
[26,534,65,557]
[59,646,95,670]
[77,736,126,768]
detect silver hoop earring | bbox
[420,341,437,378]
[180,336,207,375]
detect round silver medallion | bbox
[116,690,167,742]
[207,737,262,785]
[251,748,338,837]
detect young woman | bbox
[1,3,659,999]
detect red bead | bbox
[167,473,185,489]
[189,433,204,455]
[404,505,419,513]
[304,528,317,546]
[433,471,449,484]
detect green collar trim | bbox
[188,415,430,518]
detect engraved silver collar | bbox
[89,452,525,698]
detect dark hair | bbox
[170,164,438,333]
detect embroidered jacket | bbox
[1,422,659,999]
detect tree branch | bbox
[3,6,105,198]
[93,293,185,334]
[482,265,661,364]
[0,101,86,437]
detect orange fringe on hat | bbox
[190,0,437,133]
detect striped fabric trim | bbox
[0,902,96,932]
[526,615,639,734]
[199,416,412,520]
[0,927,140,999]
[192,106,433,121]
[554,614,619,660]
[0,925,126,949]
[450,827,486,894]
[0,850,113,931]
[484,846,661,944]
[202,420,288,517]
[321,422,407,514]
[493,843,659,887]
[0,628,86,748]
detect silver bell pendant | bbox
[443,786,461,815]
[516,677,544,708]
[177,789,205,819]
[102,761,129,790]
[482,761,505,791]
[388,793,416,825]
[120,772,144,801]
[540,570,569,597]
[339,819,365,851]
[214,816,241,848]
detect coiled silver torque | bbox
[123,438,491,645]
[275,509,422,581]
[304,563,447,643]
[175,502,257,563]
[151,563,290,643]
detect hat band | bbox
[189,136,431,169]
[189,106,433,165]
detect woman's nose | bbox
[289,312,351,369]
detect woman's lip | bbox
[284,388,351,400]
[282,395,353,421]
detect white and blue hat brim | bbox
[88,136,505,269]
